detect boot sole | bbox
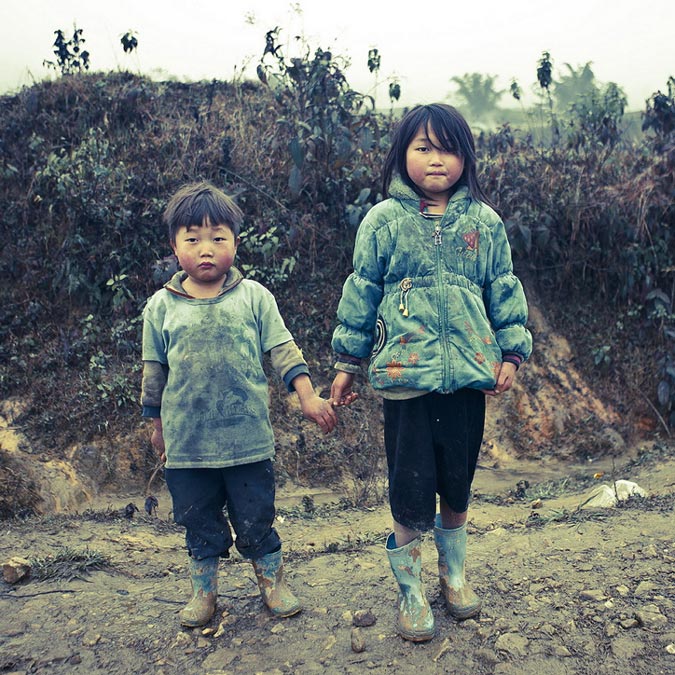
[448,603,482,620]
[268,605,302,618]
[399,628,435,642]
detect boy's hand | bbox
[300,394,338,434]
[481,361,517,396]
[330,371,359,407]
[150,420,166,463]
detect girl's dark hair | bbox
[382,103,496,210]
[163,181,244,243]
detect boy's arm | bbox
[141,360,167,461]
[270,341,337,433]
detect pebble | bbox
[351,627,366,653]
[353,609,377,627]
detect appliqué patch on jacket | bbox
[456,228,479,260]
[372,317,387,356]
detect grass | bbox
[29,546,112,581]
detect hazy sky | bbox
[1,0,673,111]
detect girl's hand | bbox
[481,361,517,396]
[300,394,338,434]
[330,371,359,407]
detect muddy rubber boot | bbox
[251,548,301,618]
[385,533,435,642]
[179,555,219,627]
[433,517,481,619]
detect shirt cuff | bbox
[142,405,161,418]
[502,353,523,369]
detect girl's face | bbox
[172,220,239,296]
[405,126,464,204]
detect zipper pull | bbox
[433,225,442,246]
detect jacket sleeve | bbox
[483,217,533,361]
[331,218,386,359]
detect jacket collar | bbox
[388,175,470,212]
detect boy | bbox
[141,181,337,627]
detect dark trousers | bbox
[165,459,281,560]
[383,389,485,531]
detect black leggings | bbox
[383,389,485,531]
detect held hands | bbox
[300,393,338,434]
[481,361,517,397]
[330,371,359,407]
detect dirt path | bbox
[1,442,674,675]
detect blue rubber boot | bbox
[385,533,435,642]
[251,548,301,618]
[180,556,219,627]
[433,517,481,619]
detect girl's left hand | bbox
[482,361,517,396]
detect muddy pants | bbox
[165,459,281,560]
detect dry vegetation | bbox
[0,55,672,516]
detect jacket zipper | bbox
[433,223,454,393]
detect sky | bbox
[1,0,673,111]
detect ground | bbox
[1,439,674,675]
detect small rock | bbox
[579,589,607,602]
[634,581,656,598]
[665,643,675,655]
[351,627,366,653]
[2,557,31,584]
[620,618,639,629]
[81,632,101,647]
[353,609,377,627]
[494,632,529,657]
[635,604,668,628]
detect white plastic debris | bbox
[581,480,648,509]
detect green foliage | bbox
[450,73,504,119]
[30,127,135,307]
[44,27,90,76]
[120,31,138,54]
[554,62,597,110]
[255,27,383,220]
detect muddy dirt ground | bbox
[1,440,674,675]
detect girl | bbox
[330,104,532,642]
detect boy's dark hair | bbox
[382,103,497,210]
[163,181,244,243]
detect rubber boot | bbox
[385,533,435,642]
[433,517,481,619]
[180,555,219,627]
[251,548,301,618]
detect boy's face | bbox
[171,221,239,292]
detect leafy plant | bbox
[44,26,90,76]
